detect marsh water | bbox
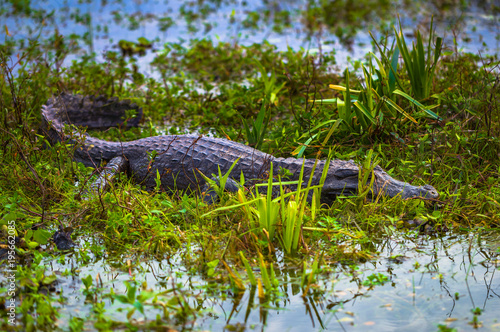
[47,230,500,331]
[5,0,500,70]
[2,0,500,331]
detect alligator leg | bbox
[82,156,128,199]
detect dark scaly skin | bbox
[41,94,439,203]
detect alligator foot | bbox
[81,156,128,199]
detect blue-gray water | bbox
[3,0,500,73]
[44,231,499,331]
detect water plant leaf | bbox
[257,279,265,298]
[222,260,246,291]
[369,31,406,93]
[239,251,257,286]
[353,101,376,125]
[293,133,318,157]
[41,274,58,285]
[133,301,145,315]
[258,252,272,290]
[394,16,442,101]
[293,119,340,158]
[389,45,399,92]
[33,229,52,245]
[329,84,361,94]
[393,89,442,120]
[309,98,337,104]
[383,97,418,123]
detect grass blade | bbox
[239,251,257,286]
[383,97,417,123]
[393,89,442,120]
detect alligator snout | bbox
[420,184,439,199]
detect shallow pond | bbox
[35,230,498,331]
[4,0,500,71]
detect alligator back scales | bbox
[41,94,439,203]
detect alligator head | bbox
[317,161,438,204]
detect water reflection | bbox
[39,230,497,331]
[2,0,499,70]
[211,232,499,331]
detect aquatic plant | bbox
[313,20,442,135]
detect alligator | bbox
[41,93,439,203]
